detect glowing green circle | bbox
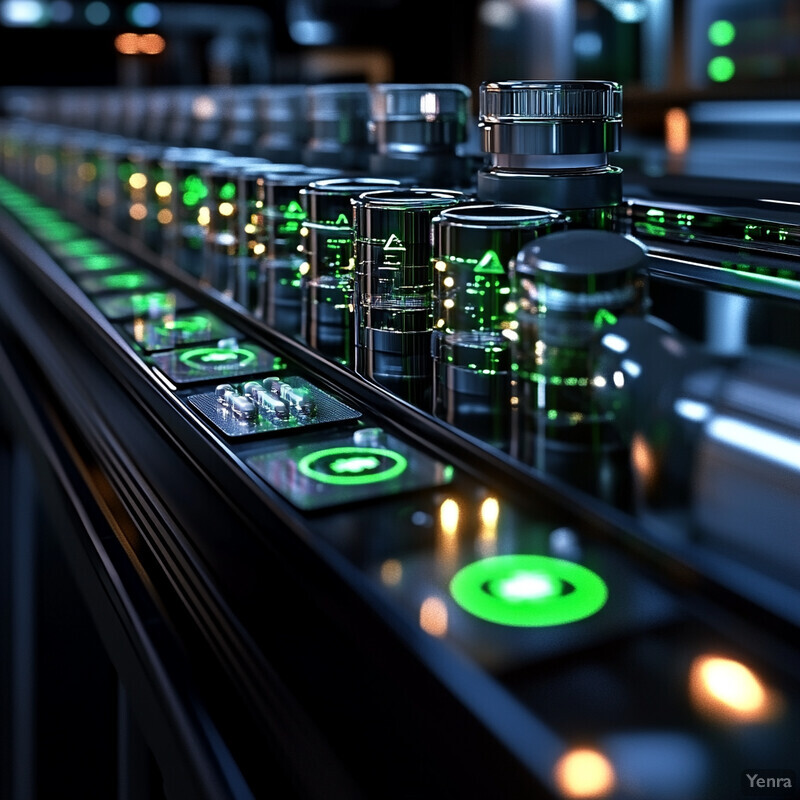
[450,554,608,627]
[297,446,408,485]
[708,55,735,82]
[178,346,257,369]
[708,19,736,47]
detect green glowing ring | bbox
[450,554,608,627]
[178,346,257,369]
[297,446,408,486]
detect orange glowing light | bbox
[114,32,139,55]
[553,748,616,798]
[689,655,779,723]
[114,32,166,55]
[419,596,448,637]
[665,107,690,155]
[140,33,166,55]
[129,202,147,221]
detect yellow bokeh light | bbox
[155,180,172,198]
[440,497,459,537]
[218,201,235,217]
[128,172,147,190]
[553,748,616,798]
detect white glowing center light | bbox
[495,571,558,601]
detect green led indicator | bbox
[297,446,408,485]
[708,55,735,82]
[178,346,258,369]
[474,249,505,275]
[450,554,608,627]
[218,181,236,200]
[708,19,736,47]
[334,213,350,226]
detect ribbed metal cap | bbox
[480,81,621,121]
[479,80,622,158]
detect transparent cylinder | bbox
[431,203,566,448]
[352,188,470,408]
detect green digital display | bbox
[450,554,608,627]
[297,446,408,485]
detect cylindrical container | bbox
[252,85,311,163]
[161,146,234,276]
[431,203,566,448]
[352,188,470,408]
[241,163,341,333]
[511,229,649,506]
[368,83,474,189]
[298,176,402,364]
[200,156,274,298]
[302,83,372,172]
[477,81,623,230]
[114,140,171,241]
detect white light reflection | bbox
[674,398,711,423]
[1,0,46,25]
[707,416,800,473]
[601,332,629,354]
[621,359,641,378]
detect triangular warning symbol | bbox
[284,200,306,219]
[335,213,350,226]
[593,308,618,328]
[383,233,406,251]
[474,250,505,274]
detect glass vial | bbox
[431,203,566,449]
